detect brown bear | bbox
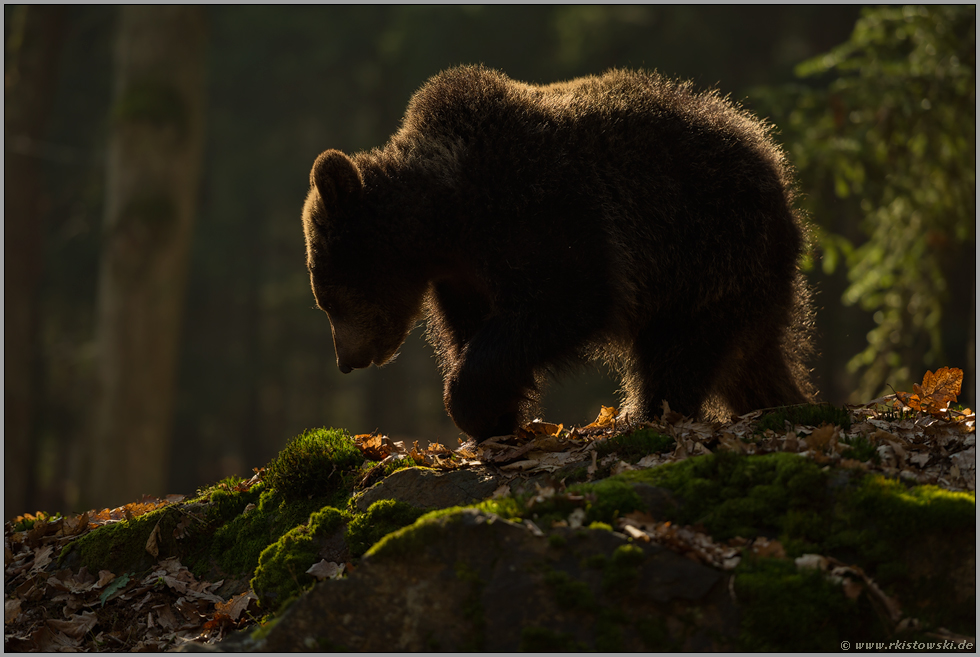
[302,65,815,440]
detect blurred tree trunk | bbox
[4,5,65,520]
[88,6,206,508]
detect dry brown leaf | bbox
[173,515,193,540]
[5,598,23,623]
[354,433,391,460]
[47,610,98,640]
[145,520,163,558]
[307,560,344,581]
[896,366,964,418]
[62,512,90,537]
[583,405,618,430]
[806,424,838,452]
[215,591,257,621]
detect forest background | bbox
[5,5,975,517]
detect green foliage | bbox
[762,5,976,399]
[264,428,363,503]
[595,428,675,462]
[757,403,852,433]
[345,498,428,558]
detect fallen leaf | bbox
[29,545,54,574]
[145,520,163,558]
[215,591,258,620]
[47,610,98,639]
[5,598,22,623]
[307,560,345,581]
[62,512,90,537]
[583,405,618,430]
[100,573,131,606]
[806,424,838,453]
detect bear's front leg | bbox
[442,320,539,440]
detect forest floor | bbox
[4,369,974,651]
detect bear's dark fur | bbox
[302,65,815,440]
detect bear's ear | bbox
[310,149,362,209]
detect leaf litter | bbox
[4,495,259,652]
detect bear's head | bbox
[302,149,427,373]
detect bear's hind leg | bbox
[619,317,731,422]
[713,327,814,416]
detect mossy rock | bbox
[251,506,349,614]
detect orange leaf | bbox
[583,405,618,430]
[917,367,962,416]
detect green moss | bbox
[346,499,428,558]
[363,505,465,560]
[455,561,487,651]
[250,526,319,613]
[582,553,608,570]
[623,451,829,541]
[379,457,425,478]
[735,557,881,651]
[547,533,567,550]
[209,487,334,578]
[249,504,351,614]
[61,505,180,575]
[248,615,280,642]
[543,568,595,611]
[308,506,347,536]
[614,451,974,635]
[603,543,645,591]
[568,478,644,525]
[265,427,363,504]
[477,495,523,522]
[596,428,675,462]
[757,403,852,433]
[519,626,588,652]
[828,475,975,631]
[594,609,625,652]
